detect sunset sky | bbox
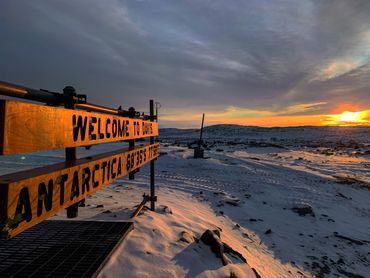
[0,1,369,127]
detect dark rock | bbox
[252,268,261,278]
[337,258,345,265]
[312,261,331,277]
[162,205,173,214]
[226,199,240,206]
[336,192,351,199]
[265,229,272,234]
[96,204,104,208]
[337,267,364,278]
[223,242,247,263]
[179,231,197,244]
[200,229,248,267]
[200,230,228,266]
[213,229,221,238]
[291,204,315,217]
[102,210,112,213]
[333,232,366,245]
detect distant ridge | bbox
[160,123,370,132]
[159,124,370,143]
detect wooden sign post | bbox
[0,81,160,239]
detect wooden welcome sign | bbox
[0,100,158,155]
[0,82,159,239]
[0,143,159,239]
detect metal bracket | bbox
[148,196,157,202]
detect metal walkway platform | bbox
[0,220,134,278]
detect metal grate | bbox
[0,220,134,278]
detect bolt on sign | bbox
[0,98,159,239]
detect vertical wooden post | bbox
[150,100,156,211]
[63,86,79,218]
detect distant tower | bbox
[194,113,205,158]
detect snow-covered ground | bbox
[1,125,369,277]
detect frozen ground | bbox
[1,125,369,277]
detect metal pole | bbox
[150,100,155,211]
[128,107,136,180]
[63,86,79,218]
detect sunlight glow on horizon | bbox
[161,109,370,128]
[322,110,370,126]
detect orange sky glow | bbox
[162,109,370,128]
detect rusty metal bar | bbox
[130,194,149,218]
[0,80,145,118]
[0,80,65,104]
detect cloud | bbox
[311,62,355,81]
[0,0,369,126]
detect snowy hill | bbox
[0,124,368,277]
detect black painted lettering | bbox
[88,116,97,140]
[55,174,68,205]
[97,118,104,139]
[117,157,122,176]
[111,158,117,179]
[37,179,53,217]
[106,119,111,138]
[92,164,100,188]
[112,119,118,138]
[125,120,130,136]
[107,161,111,181]
[131,153,134,169]
[139,149,143,164]
[70,171,80,200]
[101,161,108,183]
[118,119,124,137]
[73,115,88,141]
[81,167,91,194]
[14,187,32,223]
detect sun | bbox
[322,110,370,126]
[338,111,361,123]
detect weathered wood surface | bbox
[0,100,158,155]
[0,143,159,239]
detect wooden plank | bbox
[0,143,159,239]
[0,100,158,155]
